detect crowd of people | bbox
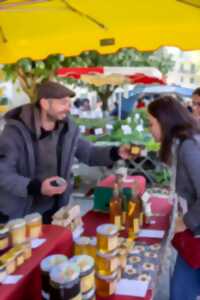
[0,81,200,299]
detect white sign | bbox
[31,238,46,249]
[116,278,148,297]
[106,124,113,131]
[138,229,165,239]
[95,128,103,135]
[79,125,86,134]
[3,275,23,284]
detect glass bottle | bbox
[109,183,122,229]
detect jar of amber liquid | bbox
[1,252,17,274]
[70,255,95,294]
[82,288,96,300]
[97,224,118,253]
[25,213,42,239]
[49,262,81,300]
[8,219,26,245]
[9,245,25,267]
[74,236,90,255]
[96,270,118,297]
[88,237,96,259]
[96,249,119,276]
[0,261,7,283]
[0,226,9,253]
[40,254,68,298]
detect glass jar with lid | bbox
[70,255,95,294]
[25,213,42,239]
[40,254,68,298]
[7,218,26,245]
[96,269,118,297]
[49,261,81,300]
[96,249,119,275]
[96,224,118,253]
[74,236,90,255]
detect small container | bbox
[118,248,127,270]
[40,254,68,296]
[7,219,26,245]
[0,226,9,252]
[96,270,118,297]
[96,249,119,275]
[49,262,81,300]
[74,236,90,255]
[97,224,118,253]
[25,213,42,239]
[21,240,32,260]
[82,288,96,300]
[70,255,95,294]
[88,237,97,258]
[1,252,17,274]
[0,261,7,283]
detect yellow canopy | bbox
[0,0,200,64]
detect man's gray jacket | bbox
[0,104,115,219]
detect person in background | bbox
[192,87,200,118]
[0,81,131,223]
[147,95,200,300]
[92,98,103,119]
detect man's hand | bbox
[175,216,187,233]
[41,176,67,197]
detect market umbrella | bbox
[143,84,194,97]
[0,0,200,63]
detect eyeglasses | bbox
[193,102,200,107]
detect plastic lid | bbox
[50,262,80,284]
[40,254,68,273]
[75,236,90,245]
[25,213,42,223]
[70,255,94,273]
[7,218,26,229]
[97,224,118,236]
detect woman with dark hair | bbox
[148,95,200,300]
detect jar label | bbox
[81,272,95,293]
[108,236,118,251]
[133,219,140,233]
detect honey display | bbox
[7,218,26,245]
[97,224,118,253]
[109,183,122,229]
[96,270,118,297]
[74,236,90,255]
[70,255,95,294]
[25,213,42,239]
[82,288,96,300]
[40,254,68,297]
[49,261,81,300]
[96,249,119,275]
[0,261,7,283]
[0,226,9,253]
[1,252,17,274]
[127,190,141,238]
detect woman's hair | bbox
[148,95,200,164]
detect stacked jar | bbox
[95,224,120,298]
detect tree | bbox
[2,48,175,107]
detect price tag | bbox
[79,125,86,134]
[95,128,103,135]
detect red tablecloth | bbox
[83,196,172,300]
[0,224,73,300]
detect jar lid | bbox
[70,255,94,273]
[0,225,9,235]
[40,255,68,273]
[97,224,118,236]
[7,218,26,229]
[50,262,80,285]
[97,249,118,258]
[25,213,42,223]
[74,236,90,246]
[82,288,95,300]
[96,269,118,281]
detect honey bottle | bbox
[127,189,140,238]
[109,183,122,229]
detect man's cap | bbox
[37,81,75,102]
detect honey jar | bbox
[49,262,81,300]
[70,255,95,294]
[21,240,32,260]
[74,236,90,255]
[96,270,118,297]
[7,219,26,245]
[1,252,17,274]
[96,249,119,275]
[0,261,7,283]
[25,213,42,239]
[96,224,118,253]
[82,288,96,300]
[9,245,25,267]
[40,254,68,297]
[88,237,96,258]
[0,226,9,253]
